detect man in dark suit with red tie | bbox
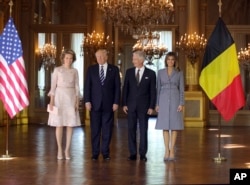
[122,50,156,162]
[84,49,121,161]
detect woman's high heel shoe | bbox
[65,151,71,160]
[169,149,175,161]
[168,157,175,161]
[163,150,170,162]
[57,151,63,160]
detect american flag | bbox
[0,18,29,118]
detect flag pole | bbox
[217,0,222,18]
[213,113,226,163]
[1,0,14,159]
[212,0,226,163]
[9,0,13,17]
[1,113,11,158]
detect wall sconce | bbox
[238,43,250,69]
[176,32,207,65]
[38,43,57,70]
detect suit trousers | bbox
[127,110,149,156]
[90,110,114,156]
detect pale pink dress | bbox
[48,66,81,127]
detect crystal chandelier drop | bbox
[133,31,168,65]
[97,0,174,35]
[238,43,250,69]
[38,43,56,70]
[176,32,207,65]
[81,31,113,60]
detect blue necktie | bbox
[100,65,104,85]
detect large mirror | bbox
[35,32,85,110]
[32,25,87,113]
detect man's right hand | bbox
[123,106,128,114]
[85,102,92,111]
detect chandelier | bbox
[38,43,56,70]
[81,31,113,59]
[97,0,174,35]
[238,43,250,69]
[133,31,168,65]
[176,32,207,65]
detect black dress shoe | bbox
[103,155,110,161]
[128,155,137,161]
[140,156,147,162]
[91,155,98,161]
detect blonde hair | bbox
[95,48,108,56]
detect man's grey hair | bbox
[133,50,146,61]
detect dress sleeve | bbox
[74,69,80,97]
[179,71,185,105]
[156,70,161,106]
[48,68,58,96]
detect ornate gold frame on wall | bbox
[184,91,207,127]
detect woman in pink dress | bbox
[48,49,81,160]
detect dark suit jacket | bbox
[84,63,121,112]
[122,67,156,113]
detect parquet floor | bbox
[1,118,250,185]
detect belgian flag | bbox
[199,18,245,121]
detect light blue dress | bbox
[155,68,184,130]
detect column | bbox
[184,0,207,127]
[92,0,105,33]
[186,0,200,91]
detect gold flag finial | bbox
[9,0,13,17]
[218,0,222,17]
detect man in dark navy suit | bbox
[122,50,156,162]
[84,49,121,161]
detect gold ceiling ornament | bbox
[238,43,250,69]
[97,0,174,35]
[133,31,168,65]
[176,32,207,65]
[38,43,57,70]
[81,31,113,58]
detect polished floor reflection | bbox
[1,118,250,185]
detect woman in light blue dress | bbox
[155,52,184,161]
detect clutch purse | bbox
[47,104,58,115]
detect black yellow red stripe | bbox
[199,18,245,121]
